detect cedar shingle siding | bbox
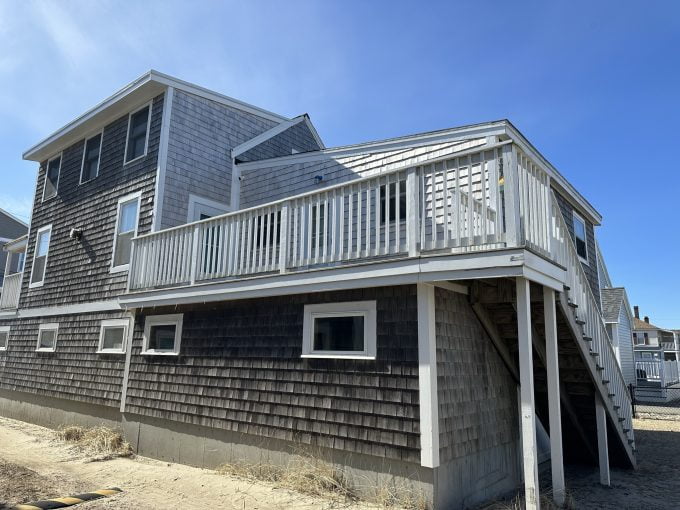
[553,190,600,306]
[19,93,164,308]
[237,120,321,162]
[0,311,128,406]
[124,286,421,462]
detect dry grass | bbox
[56,425,133,458]
[217,451,428,509]
[481,488,575,510]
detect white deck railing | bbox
[130,142,515,290]
[550,190,635,444]
[636,360,680,386]
[0,272,22,310]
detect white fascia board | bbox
[303,114,325,149]
[231,115,307,158]
[16,300,121,318]
[235,120,507,171]
[2,236,28,253]
[23,70,290,163]
[503,122,602,226]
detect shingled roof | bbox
[633,317,663,331]
[601,288,625,323]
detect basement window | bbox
[98,319,130,354]
[36,323,58,352]
[142,314,183,355]
[572,211,588,263]
[302,301,376,359]
[0,326,9,350]
[124,103,151,164]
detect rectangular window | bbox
[97,318,130,354]
[142,314,183,355]
[111,193,141,272]
[30,225,52,288]
[42,154,61,201]
[36,323,58,352]
[302,301,377,359]
[0,326,9,351]
[125,104,151,163]
[380,181,407,225]
[80,132,103,183]
[572,212,588,262]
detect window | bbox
[302,301,377,359]
[97,318,130,354]
[142,314,183,355]
[42,154,61,201]
[111,193,141,272]
[16,252,25,272]
[187,194,230,222]
[572,212,588,262]
[380,181,407,225]
[80,132,103,183]
[0,326,9,351]
[36,323,58,352]
[125,104,151,163]
[644,332,649,344]
[29,225,52,288]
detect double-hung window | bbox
[302,301,377,359]
[125,104,151,164]
[43,154,61,201]
[142,314,183,355]
[80,132,103,183]
[572,212,588,262]
[30,225,52,288]
[98,318,130,354]
[111,193,141,272]
[0,326,9,351]
[36,323,58,352]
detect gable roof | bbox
[634,317,664,331]
[601,288,625,323]
[23,70,291,162]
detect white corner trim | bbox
[417,283,439,468]
[231,115,307,158]
[151,86,174,232]
[230,156,240,210]
[120,312,136,413]
[142,313,183,355]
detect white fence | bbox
[636,360,680,386]
[0,272,22,310]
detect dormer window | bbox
[42,155,61,201]
[125,104,151,164]
[572,211,588,262]
[80,132,103,183]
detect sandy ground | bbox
[0,417,382,510]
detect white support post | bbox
[417,282,439,468]
[189,225,200,285]
[406,167,420,258]
[517,277,540,510]
[595,393,611,486]
[503,144,522,247]
[543,286,565,506]
[279,203,289,274]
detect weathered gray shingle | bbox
[601,287,625,323]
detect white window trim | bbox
[0,325,9,351]
[302,301,377,359]
[187,194,230,222]
[123,101,153,165]
[97,318,131,354]
[142,313,183,356]
[36,323,59,352]
[79,130,104,184]
[42,153,62,202]
[110,191,142,274]
[29,224,52,289]
[572,211,589,265]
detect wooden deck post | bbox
[543,286,565,506]
[417,283,439,468]
[595,393,611,486]
[516,277,540,510]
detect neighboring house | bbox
[595,243,636,386]
[0,208,27,286]
[0,71,636,509]
[632,307,680,390]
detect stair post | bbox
[516,277,540,510]
[595,393,611,486]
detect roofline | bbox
[235,119,602,224]
[2,234,28,252]
[0,207,28,228]
[303,114,325,150]
[23,70,290,161]
[231,115,307,158]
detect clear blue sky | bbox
[1,1,678,326]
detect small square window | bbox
[572,212,588,262]
[302,301,377,359]
[0,326,9,351]
[125,104,151,163]
[142,314,183,355]
[37,323,58,352]
[98,319,130,353]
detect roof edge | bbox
[0,207,28,228]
